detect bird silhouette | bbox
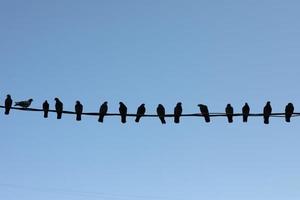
[135,104,146,123]
[4,94,12,115]
[54,97,63,119]
[242,103,250,122]
[285,103,294,122]
[198,104,210,123]
[98,101,108,123]
[263,101,272,124]
[75,101,83,121]
[225,104,234,123]
[119,102,127,123]
[157,104,166,124]
[42,100,49,118]
[174,102,182,123]
[14,99,33,108]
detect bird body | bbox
[157,104,166,124]
[42,100,49,118]
[198,104,210,122]
[285,103,294,122]
[135,104,146,123]
[263,101,272,124]
[14,99,33,108]
[98,102,108,122]
[242,103,250,122]
[4,94,13,115]
[174,102,182,123]
[75,101,83,121]
[225,104,234,123]
[119,102,127,123]
[55,98,63,119]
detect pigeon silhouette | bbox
[285,103,294,123]
[4,94,13,115]
[198,104,210,123]
[157,104,166,124]
[98,101,108,123]
[75,101,83,121]
[42,100,49,118]
[135,104,146,123]
[174,102,182,123]
[263,101,272,124]
[225,104,234,123]
[54,97,63,119]
[242,103,250,122]
[14,99,33,108]
[119,102,127,123]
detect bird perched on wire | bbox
[4,94,13,115]
[14,98,33,108]
[198,104,210,123]
[135,103,146,123]
[119,102,127,123]
[157,104,166,124]
[263,101,272,124]
[75,101,83,121]
[225,104,234,123]
[242,103,250,122]
[174,102,182,123]
[54,97,63,119]
[98,101,108,123]
[285,103,294,123]
[42,100,49,118]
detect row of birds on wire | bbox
[1,95,297,124]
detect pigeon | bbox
[285,103,294,123]
[42,100,49,118]
[174,102,182,123]
[225,104,234,123]
[75,101,83,121]
[119,102,127,123]
[157,104,166,124]
[98,101,108,123]
[242,103,250,122]
[4,94,12,115]
[198,104,210,123]
[14,99,33,108]
[135,104,146,123]
[54,97,63,119]
[263,101,272,124]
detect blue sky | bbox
[1,0,300,199]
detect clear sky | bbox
[1,0,300,200]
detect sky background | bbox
[1,0,300,199]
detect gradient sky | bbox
[1,1,300,200]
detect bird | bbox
[4,94,13,115]
[198,104,210,123]
[157,104,166,124]
[98,101,108,123]
[242,103,250,122]
[14,99,33,108]
[119,102,127,123]
[285,103,294,123]
[174,102,182,123]
[42,100,49,118]
[263,101,272,124]
[54,97,63,119]
[225,104,234,123]
[135,104,146,123]
[75,101,83,121]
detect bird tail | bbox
[121,115,126,123]
[57,112,62,119]
[228,116,233,123]
[285,115,291,123]
[14,102,19,106]
[43,111,48,118]
[98,115,104,123]
[204,115,210,123]
[174,116,180,123]
[264,116,269,124]
[243,115,248,122]
[160,117,166,124]
[76,114,81,121]
[5,108,10,115]
[135,115,141,123]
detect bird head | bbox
[28,99,33,102]
[177,102,182,106]
[7,94,11,98]
[54,97,59,101]
[104,101,108,104]
[76,101,80,104]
